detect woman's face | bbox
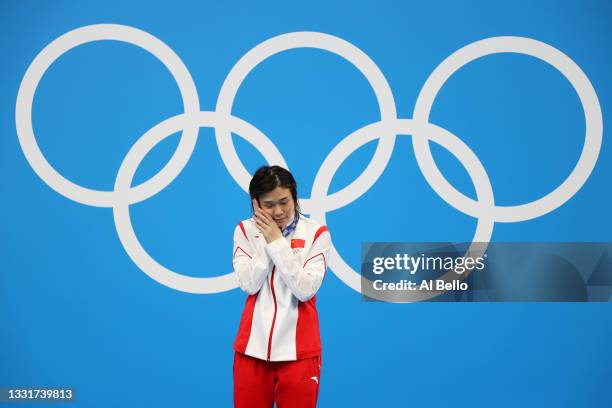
[257,186,296,229]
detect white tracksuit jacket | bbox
[232,215,331,361]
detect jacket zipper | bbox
[266,266,278,361]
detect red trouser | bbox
[233,351,321,408]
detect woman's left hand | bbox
[253,199,283,243]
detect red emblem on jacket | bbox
[291,239,305,249]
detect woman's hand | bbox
[253,199,283,243]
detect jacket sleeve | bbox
[264,227,331,302]
[232,223,270,295]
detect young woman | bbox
[232,165,332,408]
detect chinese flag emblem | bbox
[291,239,305,249]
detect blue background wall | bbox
[1,0,611,406]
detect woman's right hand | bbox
[252,199,282,244]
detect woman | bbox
[232,165,332,408]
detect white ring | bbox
[413,36,603,222]
[15,24,200,207]
[113,111,285,293]
[309,119,495,299]
[215,31,398,214]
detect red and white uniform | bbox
[232,215,331,361]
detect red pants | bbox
[233,351,321,407]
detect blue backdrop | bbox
[1,0,611,406]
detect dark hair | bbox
[249,165,301,216]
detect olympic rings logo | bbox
[16,24,603,295]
